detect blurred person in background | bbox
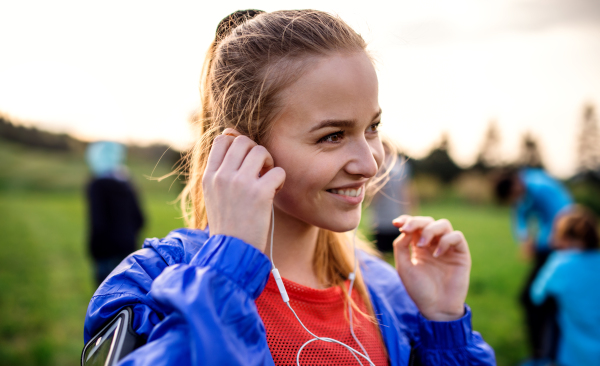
[369,148,417,253]
[531,206,600,366]
[86,141,144,286]
[495,168,573,365]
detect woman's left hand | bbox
[393,215,471,321]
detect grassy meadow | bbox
[0,139,529,365]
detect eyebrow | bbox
[309,109,382,133]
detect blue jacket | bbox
[513,169,573,251]
[531,250,600,366]
[84,228,496,365]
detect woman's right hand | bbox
[202,128,286,252]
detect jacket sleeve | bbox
[84,247,169,343]
[362,254,496,365]
[415,306,496,365]
[84,235,274,366]
[530,252,562,306]
[512,197,532,244]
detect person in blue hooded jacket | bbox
[495,168,572,364]
[84,9,495,365]
[531,206,600,366]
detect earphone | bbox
[268,205,376,366]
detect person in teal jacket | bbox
[495,168,573,363]
[510,169,573,252]
[84,9,495,365]
[531,206,600,366]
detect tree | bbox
[518,132,544,168]
[577,103,600,173]
[473,120,501,171]
[412,133,463,183]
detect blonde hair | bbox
[179,9,389,320]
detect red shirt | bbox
[256,274,389,365]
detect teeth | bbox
[329,187,362,197]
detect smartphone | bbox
[81,307,144,366]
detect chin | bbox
[315,211,362,233]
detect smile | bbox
[326,187,363,198]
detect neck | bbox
[267,206,323,289]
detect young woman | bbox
[531,206,600,366]
[84,9,495,365]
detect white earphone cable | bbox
[268,204,375,366]
[270,206,275,269]
[348,229,371,361]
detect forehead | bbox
[274,52,380,131]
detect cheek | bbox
[277,156,331,199]
[372,140,385,169]
[273,160,329,221]
[270,148,337,207]
[269,147,312,196]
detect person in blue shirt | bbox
[531,206,600,366]
[495,168,573,364]
[84,9,495,365]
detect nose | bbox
[344,137,381,178]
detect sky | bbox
[1,0,599,177]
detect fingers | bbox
[392,215,468,259]
[260,167,286,193]
[392,216,436,266]
[205,128,244,174]
[222,128,242,138]
[205,128,282,196]
[205,134,236,173]
[393,231,412,250]
[434,231,468,258]
[398,216,435,233]
[221,135,257,172]
[392,215,412,228]
[239,145,274,178]
[417,219,453,248]
[393,232,414,268]
[207,128,274,178]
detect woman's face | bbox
[265,51,384,232]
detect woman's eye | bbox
[318,131,345,143]
[366,122,381,133]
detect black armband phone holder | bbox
[81,307,145,366]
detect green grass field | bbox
[0,139,529,365]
